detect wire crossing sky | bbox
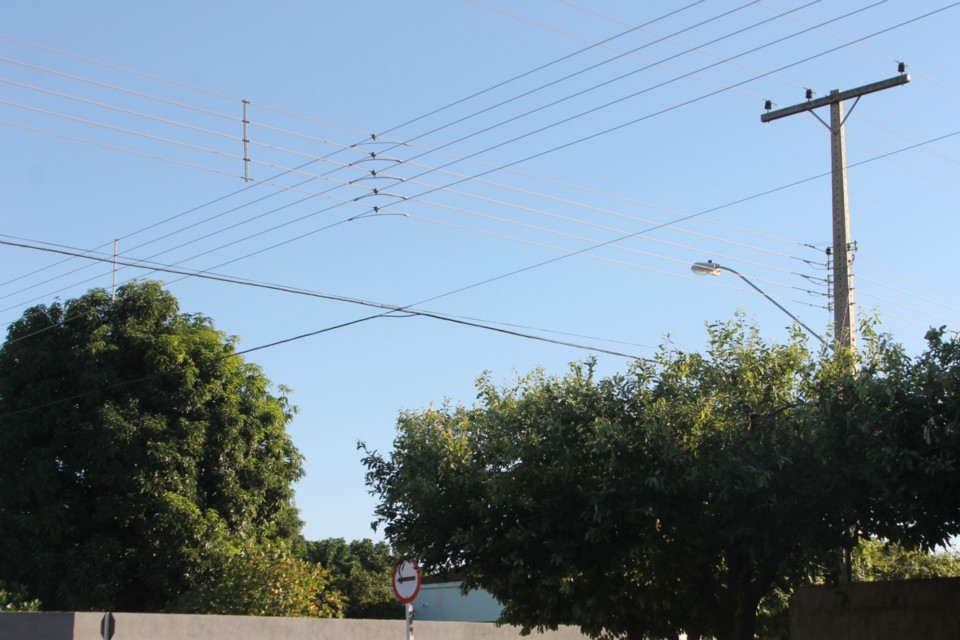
[2,1,959,542]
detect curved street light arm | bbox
[692,261,827,347]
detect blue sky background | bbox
[2,1,959,543]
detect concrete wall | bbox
[790,577,960,640]
[0,612,591,640]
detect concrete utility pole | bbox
[760,71,910,353]
[761,69,910,584]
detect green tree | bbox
[361,317,960,640]
[171,539,344,617]
[0,281,306,612]
[300,538,402,619]
[853,539,960,581]
[0,580,41,612]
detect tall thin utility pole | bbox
[761,70,910,584]
[760,71,910,353]
[242,99,251,182]
[112,238,119,302]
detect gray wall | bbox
[790,577,960,640]
[0,612,591,640]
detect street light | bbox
[691,260,827,347]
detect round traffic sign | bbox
[391,557,422,604]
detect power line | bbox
[373,0,767,156]
[6,123,954,336]
[0,55,240,121]
[0,5,920,302]
[391,123,960,313]
[0,97,244,161]
[100,0,886,297]
[377,0,709,137]
[355,0,827,199]
[5,5,952,330]
[0,236,644,358]
[3,122,955,370]
[0,108,823,301]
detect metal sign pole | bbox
[100,612,115,640]
[406,601,414,640]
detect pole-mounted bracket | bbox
[761,74,910,123]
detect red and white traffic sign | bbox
[392,557,422,604]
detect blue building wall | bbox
[413,581,504,622]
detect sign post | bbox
[392,558,422,640]
[100,612,115,640]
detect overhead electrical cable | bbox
[341,2,887,235]
[756,0,960,98]
[0,55,240,121]
[5,8,960,320]
[5,5,952,332]
[857,289,959,326]
[0,98,245,161]
[0,108,820,294]
[858,264,960,306]
[371,0,768,157]
[351,1,921,234]
[0,120,349,289]
[374,0,709,137]
[0,296,644,420]
[3,126,955,348]
[0,5,876,292]
[407,194,811,285]
[233,115,821,255]
[492,0,955,171]
[404,211,825,309]
[364,0,824,181]
[858,276,960,315]
[384,121,960,316]
[74,0,873,289]
[0,0,944,276]
[0,98,376,184]
[0,237,643,358]
[0,78,241,142]
[0,34,244,103]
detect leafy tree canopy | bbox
[300,538,402,619]
[362,316,960,640]
[0,281,307,612]
[853,538,960,582]
[0,581,41,612]
[171,540,343,617]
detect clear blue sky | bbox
[2,1,958,543]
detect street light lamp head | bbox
[691,260,722,276]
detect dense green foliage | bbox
[171,540,343,617]
[0,581,41,612]
[300,538,402,619]
[853,539,960,582]
[362,317,960,640]
[0,282,309,612]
